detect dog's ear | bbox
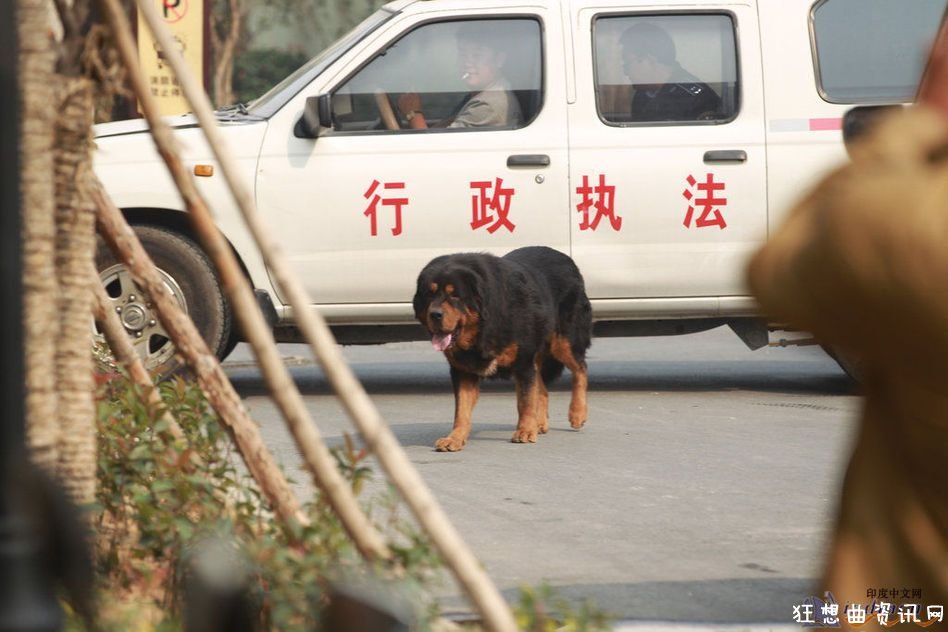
[413,269,434,322]
[458,265,491,323]
[413,256,452,319]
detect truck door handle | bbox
[507,154,550,168]
[703,150,747,163]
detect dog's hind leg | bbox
[535,356,550,434]
[550,335,588,429]
[436,369,480,452]
[512,365,541,443]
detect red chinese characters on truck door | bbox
[576,174,622,231]
[682,173,727,229]
[363,179,409,236]
[470,177,516,233]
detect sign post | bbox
[137,0,206,116]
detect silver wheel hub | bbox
[93,263,188,372]
[121,303,148,332]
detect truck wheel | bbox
[95,225,232,380]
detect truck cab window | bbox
[330,18,543,133]
[594,14,738,125]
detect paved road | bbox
[224,326,859,627]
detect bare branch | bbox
[92,179,309,537]
[97,0,391,562]
[131,0,518,628]
[52,0,78,44]
[90,264,187,444]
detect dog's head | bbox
[413,255,487,353]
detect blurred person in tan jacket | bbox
[747,105,948,626]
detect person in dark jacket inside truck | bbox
[620,21,721,122]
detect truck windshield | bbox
[247,8,396,118]
[812,0,948,103]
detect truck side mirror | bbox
[841,105,902,151]
[294,94,333,139]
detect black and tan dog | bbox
[413,246,592,451]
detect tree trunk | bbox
[19,0,99,505]
[53,76,98,505]
[18,0,60,474]
[212,0,241,106]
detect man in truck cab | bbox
[397,22,523,129]
[620,21,722,122]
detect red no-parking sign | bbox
[161,0,189,24]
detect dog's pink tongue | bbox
[431,332,454,352]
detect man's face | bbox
[457,41,505,89]
[622,48,662,85]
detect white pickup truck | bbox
[93,0,945,377]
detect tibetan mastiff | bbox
[413,246,592,451]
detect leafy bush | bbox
[514,583,612,632]
[233,48,309,105]
[91,374,442,629]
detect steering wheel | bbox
[374,90,401,130]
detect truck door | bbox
[567,6,767,303]
[255,9,569,310]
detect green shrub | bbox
[514,583,612,632]
[91,374,442,629]
[233,48,309,105]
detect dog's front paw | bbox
[569,405,587,429]
[511,427,538,443]
[537,416,549,434]
[435,435,466,452]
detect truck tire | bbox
[95,225,232,380]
